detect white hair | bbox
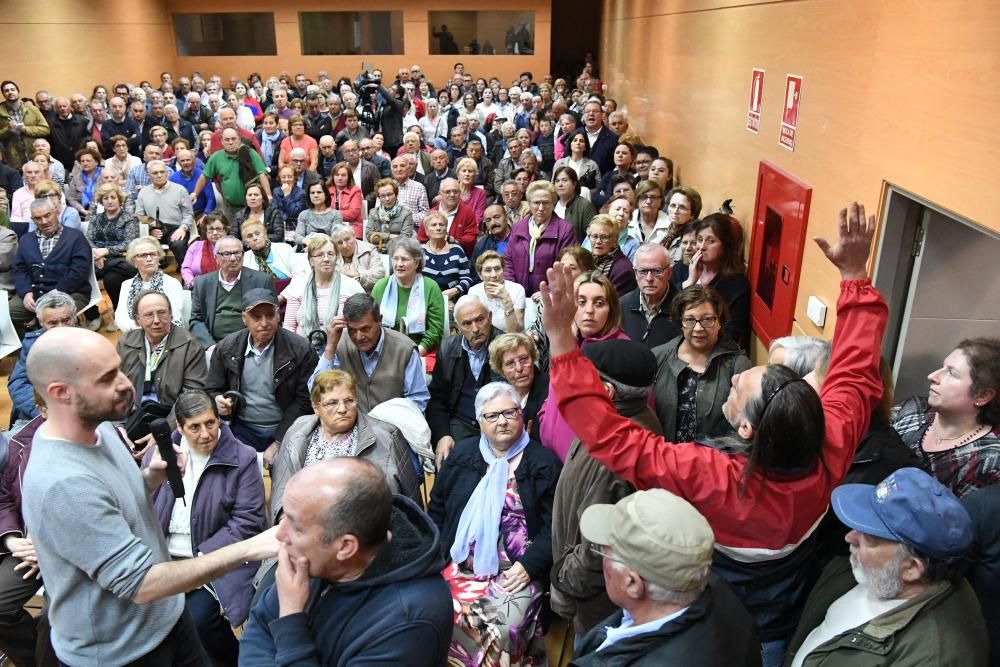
[769,336,831,377]
[635,242,673,266]
[474,382,522,420]
[453,294,487,321]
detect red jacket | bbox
[549,279,886,553]
[417,202,479,256]
[329,185,363,237]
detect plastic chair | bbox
[0,290,23,359]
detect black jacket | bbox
[428,436,561,581]
[376,85,405,148]
[49,115,89,171]
[962,484,1000,667]
[587,125,620,175]
[241,495,453,666]
[426,327,505,443]
[304,112,333,142]
[620,287,682,349]
[572,575,761,667]
[206,326,318,442]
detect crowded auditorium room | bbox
[0,0,997,665]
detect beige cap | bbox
[580,489,715,592]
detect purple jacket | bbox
[0,416,45,551]
[537,327,631,462]
[503,214,577,295]
[142,424,265,625]
[603,250,638,296]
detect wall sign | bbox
[746,68,764,134]
[779,74,802,151]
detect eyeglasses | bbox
[311,252,338,259]
[205,226,227,233]
[133,251,160,261]
[667,203,691,213]
[217,250,244,258]
[680,316,719,329]
[319,398,357,411]
[480,408,520,423]
[502,355,533,371]
[634,267,667,278]
[588,233,613,243]
[638,194,661,202]
[138,309,171,322]
[588,545,627,566]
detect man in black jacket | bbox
[427,295,503,468]
[48,98,89,172]
[573,489,761,666]
[582,99,619,174]
[620,243,681,348]
[206,288,317,468]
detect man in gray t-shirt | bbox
[21,327,277,665]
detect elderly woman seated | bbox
[114,236,187,332]
[140,390,265,666]
[652,285,751,443]
[371,237,445,356]
[118,289,208,447]
[367,177,415,249]
[269,369,422,525]
[429,381,561,667]
[180,213,228,288]
[330,223,386,292]
[468,251,526,333]
[87,181,140,329]
[282,233,365,337]
[240,218,298,294]
[488,333,548,439]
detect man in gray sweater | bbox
[135,158,194,265]
[21,328,278,665]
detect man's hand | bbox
[814,202,876,281]
[435,436,455,470]
[132,432,156,460]
[189,192,199,204]
[7,536,39,580]
[151,227,164,240]
[215,394,233,417]
[263,441,280,469]
[276,545,311,618]
[170,226,188,242]
[144,443,187,489]
[324,316,346,359]
[241,525,281,562]
[23,292,36,313]
[539,262,579,358]
[498,561,531,594]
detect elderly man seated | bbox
[135,159,194,265]
[270,369,421,525]
[189,236,275,348]
[785,468,989,666]
[9,198,95,337]
[313,293,429,412]
[240,458,453,665]
[6,290,77,425]
[427,295,504,467]
[206,288,317,467]
[573,489,760,665]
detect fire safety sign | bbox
[746,68,764,134]
[779,74,802,151]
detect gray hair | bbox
[187,92,201,102]
[769,336,831,378]
[634,242,673,266]
[453,294,486,321]
[35,290,77,317]
[29,198,54,215]
[388,236,424,271]
[329,224,354,241]
[214,235,242,253]
[164,104,178,114]
[605,546,708,605]
[342,293,380,322]
[474,381,522,419]
[145,159,167,173]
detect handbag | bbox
[123,399,173,442]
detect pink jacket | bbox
[537,327,631,461]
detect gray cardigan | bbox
[652,335,752,442]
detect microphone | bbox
[150,418,185,505]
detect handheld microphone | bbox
[150,418,185,505]
[154,206,161,229]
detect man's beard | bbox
[76,387,134,426]
[851,548,906,600]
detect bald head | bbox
[26,329,116,393]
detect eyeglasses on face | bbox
[588,233,613,243]
[638,194,661,202]
[319,398,357,411]
[217,250,244,259]
[680,316,719,329]
[502,355,533,371]
[133,251,160,261]
[480,408,520,423]
[588,545,627,566]
[634,267,667,278]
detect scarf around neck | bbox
[379,274,425,335]
[299,269,342,335]
[528,217,548,272]
[450,430,530,576]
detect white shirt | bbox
[790,584,908,667]
[468,280,526,331]
[167,441,212,558]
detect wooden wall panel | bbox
[600,0,1000,340]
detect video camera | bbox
[355,66,383,133]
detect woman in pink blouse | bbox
[278,114,318,171]
[326,162,363,238]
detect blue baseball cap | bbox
[831,467,972,560]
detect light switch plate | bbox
[806,296,827,328]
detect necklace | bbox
[929,418,988,448]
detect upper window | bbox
[172,13,277,56]
[427,12,535,55]
[299,12,404,55]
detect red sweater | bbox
[417,202,479,256]
[550,279,887,554]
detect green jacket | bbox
[0,100,50,170]
[652,334,751,441]
[785,557,989,667]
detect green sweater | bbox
[372,275,444,353]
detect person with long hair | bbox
[278,114,318,171]
[661,184,700,259]
[552,165,596,243]
[326,161,363,238]
[231,181,286,242]
[282,233,364,337]
[671,213,750,349]
[295,180,343,245]
[180,213,227,288]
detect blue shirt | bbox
[170,167,216,214]
[596,607,690,652]
[461,335,489,380]
[311,328,430,410]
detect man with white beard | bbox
[785,468,988,666]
